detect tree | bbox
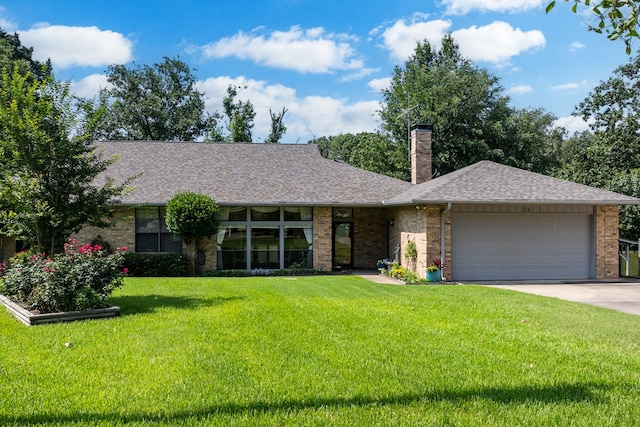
[546,0,640,54]
[555,52,640,237]
[99,56,211,141]
[0,67,131,255]
[380,36,560,177]
[265,107,288,143]
[165,191,220,275]
[312,132,409,180]
[0,28,52,81]
[206,84,256,142]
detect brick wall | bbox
[353,208,387,268]
[73,207,135,251]
[313,207,332,272]
[387,204,451,277]
[595,205,619,279]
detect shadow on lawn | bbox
[107,294,244,316]
[1,381,614,425]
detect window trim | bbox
[135,207,182,253]
[218,206,313,270]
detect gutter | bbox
[440,203,452,281]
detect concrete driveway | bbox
[485,281,640,315]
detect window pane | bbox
[284,207,301,221]
[333,208,352,219]
[218,226,247,270]
[251,227,279,269]
[251,207,280,221]
[136,207,159,233]
[136,234,159,252]
[160,233,182,252]
[228,207,247,221]
[284,207,313,221]
[284,227,311,249]
[284,227,312,269]
[159,207,170,232]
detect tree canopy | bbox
[206,84,257,142]
[0,68,131,255]
[0,29,52,82]
[98,56,211,141]
[555,51,640,237]
[312,132,409,180]
[378,35,561,177]
[546,0,640,54]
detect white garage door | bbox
[451,213,593,281]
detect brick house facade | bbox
[2,127,638,281]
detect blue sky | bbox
[0,0,632,142]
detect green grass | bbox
[2,276,640,426]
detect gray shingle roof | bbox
[97,143,639,207]
[387,160,640,205]
[96,141,413,206]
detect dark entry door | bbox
[333,222,353,269]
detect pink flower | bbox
[117,246,128,252]
[94,244,103,251]
[123,268,129,274]
[71,239,77,245]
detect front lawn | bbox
[1,276,640,426]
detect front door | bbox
[333,222,353,270]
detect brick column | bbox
[595,205,619,279]
[313,207,332,272]
[411,125,433,184]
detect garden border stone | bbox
[0,295,120,326]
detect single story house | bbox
[2,126,638,281]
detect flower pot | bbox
[426,270,441,282]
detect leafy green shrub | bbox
[123,253,188,277]
[165,192,219,245]
[0,240,126,313]
[165,191,220,275]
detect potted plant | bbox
[405,240,418,272]
[426,259,442,282]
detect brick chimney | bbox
[411,124,432,184]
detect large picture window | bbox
[217,206,313,270]
[135,207,182,253]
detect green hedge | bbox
[123,253,188,277]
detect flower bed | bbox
[0,240,127,321]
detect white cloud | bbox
[452,21,545,64]
[551,82,580,91]
[197,76,379,142]
[368,77,392,92]
[0,7,18,32]
[201,26,363,74]
[70,74,111,98]
[554,115,590,134]
[508,84,534,95]
[441,0,543,15]
[19,25,133,68]
[379,17,452,62]
[378,18,543,65]
[570,41,586,51]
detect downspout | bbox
[440,203,452,281]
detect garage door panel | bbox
[451,213,593,281]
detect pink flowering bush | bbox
[0,240,127,313]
